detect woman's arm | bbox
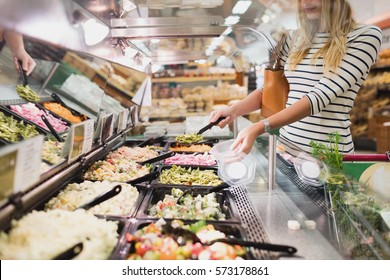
[231,96,311,153]
[209,88,263,128]
[3,30,36,75]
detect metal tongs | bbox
[162,223,297,255]
[77,185,122,210]
[41,114,64,142]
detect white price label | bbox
[117,109,129,132]
[64,120,95,163]
[0,136,43,199]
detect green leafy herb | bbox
[310,132,343,171]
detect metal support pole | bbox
[268,134,277,190]
[233,118,239,138]
[39,62,59,95]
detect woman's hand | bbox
[209,106,237,128]
[13,48,36,76]
[231,123,263,154]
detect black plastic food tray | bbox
[114,219,254,260]
[5,103,72,134]
[134,185,241,223]
[40,101,89,123]
[81,158,159,187]
[34,175,147,219]
[152,165,223,188]
[161,152,218,167]
[0,106,48,143]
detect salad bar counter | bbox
[3,123,390,260]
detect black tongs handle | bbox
[18,60,28,86]
[136,136,166,147]
[211,238,297,255]
[77,185,122,210]
[51,92,80,116]
[127,171,159,185]
[52,242,83,260]
[139,151,175,165]
[205,182,230,194]
[197,117,225,135]
[41,114,64,142]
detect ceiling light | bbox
[225,16,240,25]
[232,0,252,15]
[261,14,270,23]
[83,18,109,46]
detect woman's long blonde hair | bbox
[288,0,357,73]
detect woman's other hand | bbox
[231,123,262,154]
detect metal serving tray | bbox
[33,175,147,219]
[5,103,72,134]
[114,218,254,260]
[0,106,48,144]
[152,165,223,188]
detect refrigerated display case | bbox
[1,0,390,261]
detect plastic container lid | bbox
[211,140,256,186]
[293,152,329,187]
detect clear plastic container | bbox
[293,152,329,187]
[210,140,256,186]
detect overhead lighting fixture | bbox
[232,0,252,15]
[261,14,270,23]
[225,16,240,25]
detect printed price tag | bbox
[101,113,114,143]
[0,135,43,199]
[117,109,129,133]
[62,120,95,163]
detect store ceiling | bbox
[1,0,388,72]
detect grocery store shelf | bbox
[152,75,236,83]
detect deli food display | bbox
[126,219,247,260]
[45,181,140,216]
[0,209,119,260]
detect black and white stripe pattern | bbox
[277,24,382,155]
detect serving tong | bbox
[137,151,175,166]
[52,242,83,260]
[175,182,230,203]
[41,114,64,142]
[162,223,297,255]
[51,92,86,119]
[76,185,122,210]
[196,117,225,135]
[18,60,28,87]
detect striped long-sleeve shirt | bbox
[277,24,382,155]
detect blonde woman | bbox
[210,0,382,155]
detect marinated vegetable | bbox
[0,111,39,142]
[127,219,245,260]
[159,165,223,186]
[169,144,212,153]
[42,102,85,124]
[175,133,203,145]
[149,188,226,220]
[84,158,150,182]
[16,84,40,102]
